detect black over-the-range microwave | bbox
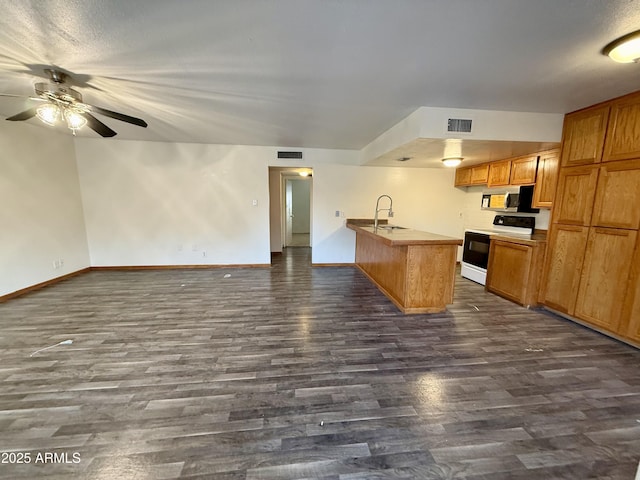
[481,185,539,213]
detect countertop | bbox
[347,222,463,247]
[488,231,547,247]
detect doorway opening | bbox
[268,167,313,261]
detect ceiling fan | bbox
[0,68,147,137]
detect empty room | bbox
[1,1,640,479]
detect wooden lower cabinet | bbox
[486,238,545,307]
[573,227,638,333]
[541,224,589,315]
[621,234,640,342]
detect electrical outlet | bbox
[252,199,258,206]
[335,210,340,217]
[202,251,207,257]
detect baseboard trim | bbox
[311,263,355,267]
[543,306,640,350]
[90,264,271,270]
[0,268,91,303]
[0,263,274,302]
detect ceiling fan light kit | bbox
[603,30,640,63]
[35,103,60,126]
[1,68,147,137]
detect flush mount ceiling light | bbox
[442,157,463,167]
[603,30,640,63]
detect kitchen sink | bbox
[377,225,408,230]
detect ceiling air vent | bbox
[277,151,303,159]
[446,118,473,134]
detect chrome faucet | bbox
[374,194,394,229]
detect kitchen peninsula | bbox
[347,221,462,314]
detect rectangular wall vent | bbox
[277,151,303,159]
[447,118,473,133]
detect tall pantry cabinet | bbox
[541,90,640,344]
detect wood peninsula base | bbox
[347,223,462,314]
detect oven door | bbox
[462,231,490,269]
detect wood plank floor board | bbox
[0,247,639,479]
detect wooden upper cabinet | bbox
[591,159,640,230]
[541,224,589,315]
[574,227,638,333]
[532,149,560,209]
[509,155,538,185]
[560,105,610,167]
[487,160,511,188]
[470,164,489,185]
[454,167,472,187]
[552,165,599,226]
[602,92,640,163]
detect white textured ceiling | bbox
[0,0,639,149]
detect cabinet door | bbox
[591,159,640,229]
[622,234,640,342]
[486,240,532,305]
[532,150,559,208]
[509,155,538,185]
[602,92,640,162]
[560,105,609,167]
[470,164,489,185]
[454,167,472,186]
[541,225,589,315]
[487,160,511,188]
[552,165,599,226]
[574,228,637,333]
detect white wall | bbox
[311,164,467,264]
[74,140,468,267]
[75,140,273,266]
[0,122,90,296]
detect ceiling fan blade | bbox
[6,107,38,121]
[83,112,117,137]
[0,94,45,101]
[87,105,147,128]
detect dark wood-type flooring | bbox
[0,247,639,479]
